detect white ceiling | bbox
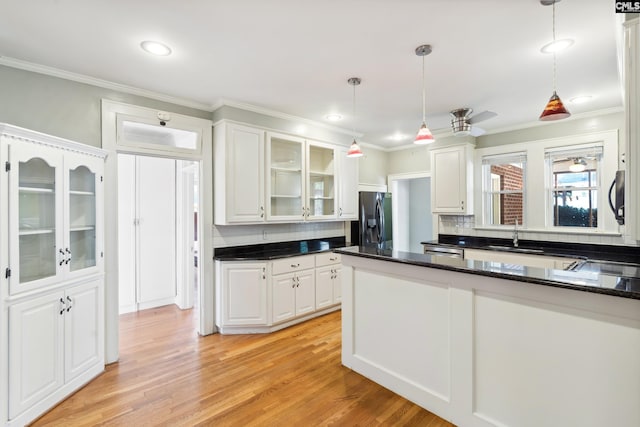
[0,0,622,149]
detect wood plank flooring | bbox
[31,306,455,426]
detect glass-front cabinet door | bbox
[65,154,102,277]
[266,133,306,221]
[9,144,64,294]
[306,142,336,220]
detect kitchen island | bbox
[335,246,640,427]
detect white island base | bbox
[340,254,640,427]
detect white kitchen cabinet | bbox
[1,124,106,427]
[315,252,342,309]
[272,269,315,323]
[337,148,359,220]
[430,143,474,214]
[267,132,341,222]
[214,122,265,224]
[7,141,104,295]
[215,252,341,333]
[266,132,307,221]
[306,141,337,220]
[215,261,268,327]
[8,279,102,421]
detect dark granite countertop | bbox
[214,236,346,261]
[334,245,640,300]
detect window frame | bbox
[545,144,604,231]
[481,152,527,228]
[473,129,620,235]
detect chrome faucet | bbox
[513,219,519,248]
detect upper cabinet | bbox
[7,140,104,295]
[337,148,359,220]
[306,141,337,220]
[266,133,338,221]
[430,143,474,215]
[266,132,306,221]
[214,122,265,224]
[214,120,358,225]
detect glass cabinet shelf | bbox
[69,190,95,196]
[271,194,301,198]
[19,186,54,193]
[18,228,55,236]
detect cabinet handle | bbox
[66,296,73,312]
[260,206,264,218]
[59,249,65,266]
[461,201,464,211]
[339,207,343,217]
[59,297,66,315]
[291,263,300,268]
[302,207,306,218]
[329,257,337,261]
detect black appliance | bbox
[608,170,625,225]
[358,192,392,249]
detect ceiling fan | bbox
[449,108,497,137]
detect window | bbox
[482,153,526,226]
[545,145,603,228]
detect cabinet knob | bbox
[59,297,66,315]
[66,296,73,312]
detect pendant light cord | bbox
[352,81,356,138]
[552,1,557,91]
[421,54,426,122]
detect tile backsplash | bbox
[438,215,638,247]
[213,221,348,248]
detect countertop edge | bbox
[334,248,640,300]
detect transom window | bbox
[481,153,526,226]
[545,145,603,228]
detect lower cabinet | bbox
[216,262,268,326]
[272,269,315,324]
[8,277,103,422]
[215,252,341,334]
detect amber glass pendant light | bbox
[346,77,364,158]
[539,0,571,121]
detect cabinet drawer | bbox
[315,252,341,267]
[271,255,315,275]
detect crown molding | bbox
[213,98,361,138]
[0,56,214,112]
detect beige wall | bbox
[0,65,211,148]
[357,145,388,185]
[388,146,430,175]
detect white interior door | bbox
[136,156,177,309]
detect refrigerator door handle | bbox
[375,198,383,244]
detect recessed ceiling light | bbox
[140,40,172,56]
[389,133,408,142]
[570,95,593,104]
[540,38,574,53]
[325,114,343,122]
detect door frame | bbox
[101,100,214,364]
[387,172,436,251]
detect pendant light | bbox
[414,44,435,144]
[346,77,364,158]
[539,0,571,121]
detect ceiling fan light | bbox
[540,38,574,53]
[539,91,571,121]
[346,139,364,157]
[569,157,587,172]
[414,123,435,144]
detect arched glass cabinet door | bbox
[9,144,64,294]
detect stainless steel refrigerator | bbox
[358,191,393,249]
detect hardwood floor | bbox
[31,306,455,426]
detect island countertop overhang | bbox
[334,246,640,300]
